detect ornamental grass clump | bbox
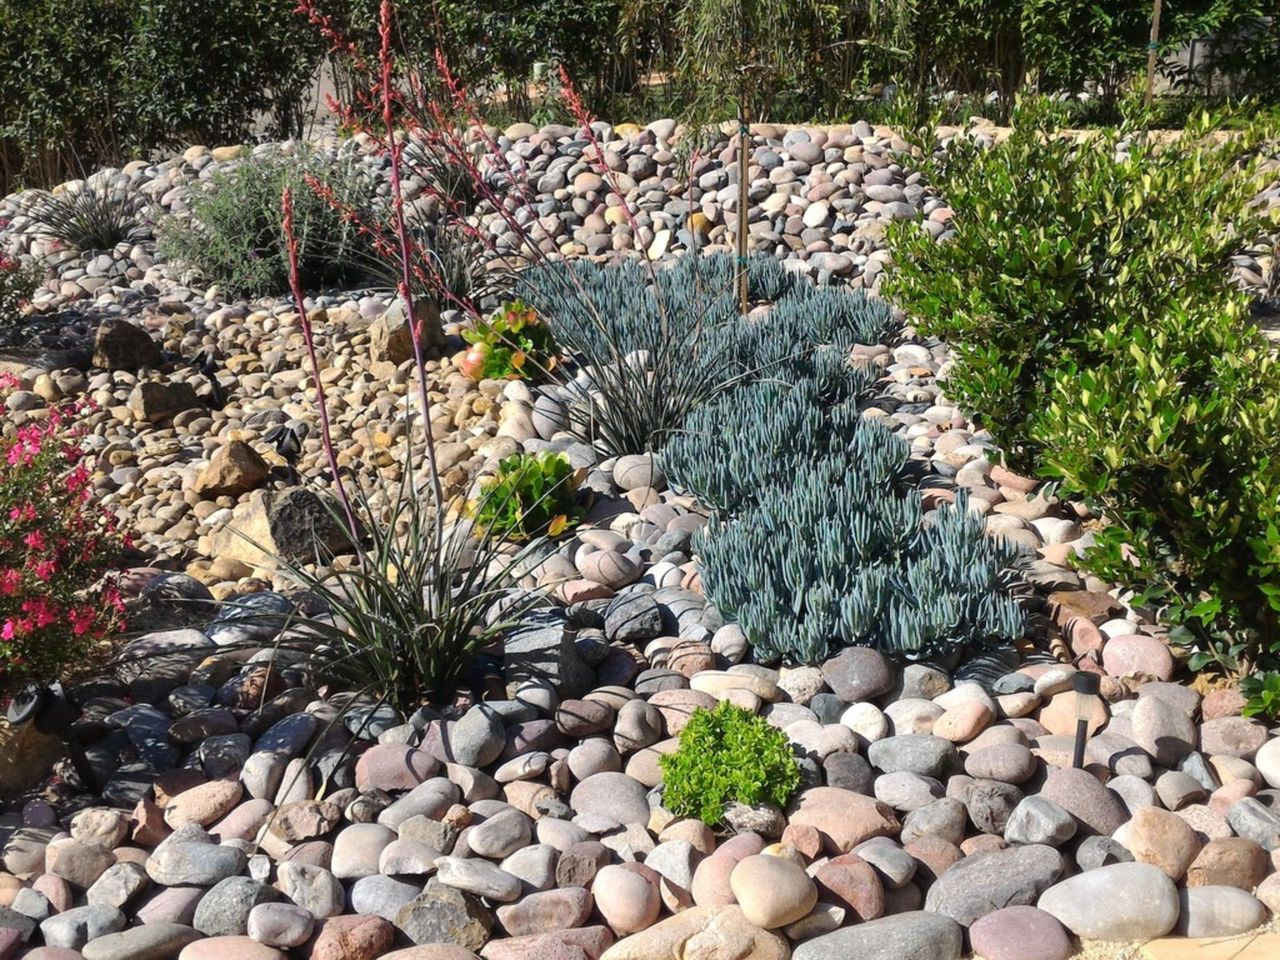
[660,700,801,827]
[27,182,151,252]
[0,382,126,700]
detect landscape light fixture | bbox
[1072,671,1102,769]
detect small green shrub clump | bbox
[886,106,1280,676]
[659,701,801,827]
[158,150,383,298]
[468,451,582,541]
[459,301,559,381]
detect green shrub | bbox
[886,107,1280,675]
[468,451,583,541]
[460,301,560,381]
[659,700,801,826]
[886,107,1276,471]
[159,150,383,298]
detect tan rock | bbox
[729,854,817,929]
[599,904,789,960]
[786,787,900,854]
[164,778,243,828]
[193,441,270,498]
[1121,807,1202,881]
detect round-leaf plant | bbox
[659,700,801,827]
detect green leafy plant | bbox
[886,105,1280,677]
[28,183,151,252]
[460,301,560,381]
[659,700,801,826]
[158,149,383,298]
[467,451,583,541]
[1241,671,1280,719]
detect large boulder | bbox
[370,299,443,364]
[193,441,270,499]
[94,318,160,370]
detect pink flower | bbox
[0,569,20,595]
[32,559,56,581]
[23,531,45,551]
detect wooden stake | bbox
[1145,0,1164,108]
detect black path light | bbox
[263,419,310,483]
[1072,671,1103,769]
[188,347,228,410]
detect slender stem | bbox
[378,0,446,560]
[281,186,361,547]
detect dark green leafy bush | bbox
[468,451,583,541]
[0,1,318,192]
[659,701,801,826]
[159,150,383,298]
[886,107,1277,471]
[1242,671,1280,719]
[886,107,1280,675]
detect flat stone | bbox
[787,787,900,854]
[177,936,286,960]
[1037,862,1179,940]
[39,905,126,950]
[598,905,786,960]
[1037,767,1126,836]
[791,910,962,960]
[924,844,1066,926]
[570,773,651,826]
[80,922,202,960]
[967,906,1072,960]
[146,843,247,888]
[436,857,522,903]
[394,879,493,951]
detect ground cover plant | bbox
[887,105,1280,677]
[0,253,41,326]
[659,699,802,826]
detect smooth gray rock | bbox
[80,922,201,960]
[192,876,281,936]
[1004,797,1077,847]
[1175,885,1268,937]
[792,910,962,960]
[145,842,246,887]
[1037,862,1179,940]
[39,905,126,950]
[924,845,1066,926]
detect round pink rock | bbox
[178,936,286,960]
[354,743,439,792]
[1101,634,1174,681]
[969,905,1072,960]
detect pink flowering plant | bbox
[0,250,43,325]
[0,377,126,699]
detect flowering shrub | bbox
[0,251,42,325]
[1,378,126,700]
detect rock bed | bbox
[2,121,1280,960]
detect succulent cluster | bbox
[661,279,1027,665]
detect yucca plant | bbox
[27,183,152,252]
